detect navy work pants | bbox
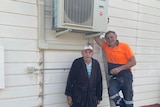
[108,74,133,107]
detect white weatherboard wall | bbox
[0,46,5,88]
[0,0,42,107]
[0,0,160,107]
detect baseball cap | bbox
[83,45,93,51]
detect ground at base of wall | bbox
[141,104,160,107]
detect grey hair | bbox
[105,31,117,38]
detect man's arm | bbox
[65,60,76,106]
[96,61,103,101]
[111,56,136,74]
[65,60,76,96]
[94,36,103,46]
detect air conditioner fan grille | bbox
[64,0,93,26]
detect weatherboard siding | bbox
[0,0,159,107]
[0,0,41,107]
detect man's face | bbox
[105,33,117,47]
[81,49,93,62]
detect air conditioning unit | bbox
[52,0,108,37]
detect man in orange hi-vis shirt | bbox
[94,31,136,107]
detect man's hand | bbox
[97,100,101,104]
[110,67,121,75]
[67,96,73,106]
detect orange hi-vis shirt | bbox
[102,41,134,64]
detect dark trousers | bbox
[108,74,133,107]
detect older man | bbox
[65,44,103,107]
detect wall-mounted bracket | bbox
[27,67,40,74]
[55,28,72,37]
[85,32,104,38]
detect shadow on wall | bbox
[141,104,160,107]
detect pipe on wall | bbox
[37,0,45,106]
